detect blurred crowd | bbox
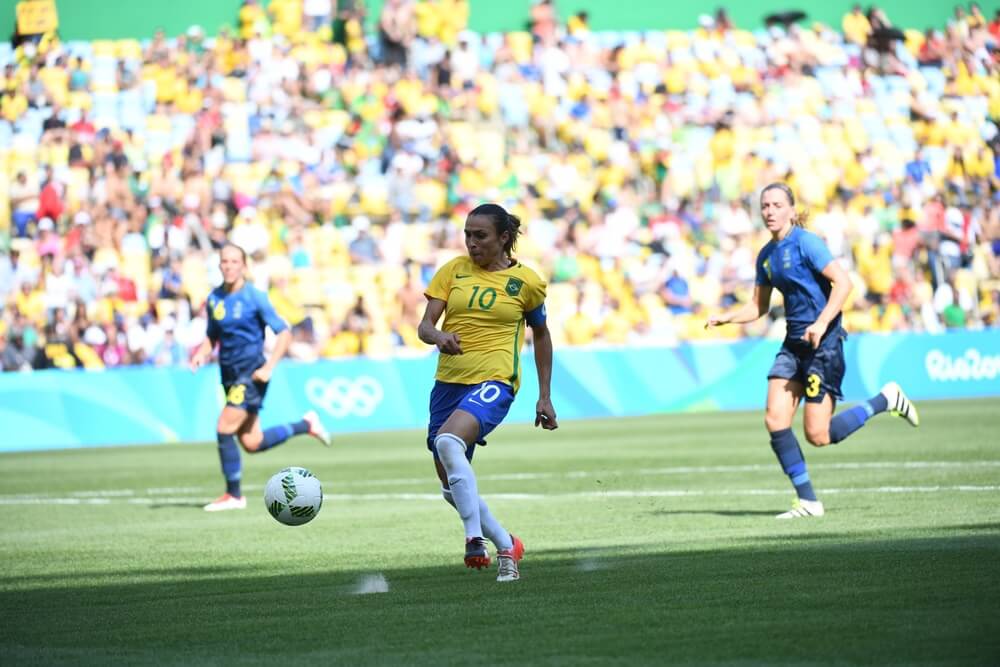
[1,0,999,372]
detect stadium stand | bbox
[0,0,998,371]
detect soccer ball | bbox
[264,467,323,526]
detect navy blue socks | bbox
[769,428,817,501]
[219,420,310,494]
[829,393,889,444]
[217,432,242,497]
[258,419,309,451]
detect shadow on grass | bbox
[649,509,778,517]
[1,530,998,666]
[147,502,208,510]
[951,522,1000,532]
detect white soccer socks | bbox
[441,486,513,552]
[435,433,482,539]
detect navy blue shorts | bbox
[223,375,269,413]
[768,330,846,404]
[427,380,515,462]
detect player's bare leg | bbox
[236,412,263,451]
[803,395,836,447]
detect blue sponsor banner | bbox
[0,330,997,452]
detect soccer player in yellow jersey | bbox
[418,203,558,582]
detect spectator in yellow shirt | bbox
[239,0,267,40]
[269,0,303,38]
[855,234,894,304]
[563,293,598,346]
[842,5,871,45]
[15,280,47,326]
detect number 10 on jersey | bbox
[467,286,497,310]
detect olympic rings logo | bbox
[305,375,384,418]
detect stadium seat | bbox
[14,114,43,145]
[118,89,146,132]
[64,40,93,60]
[90,56,119,93]
[115,39,143,61]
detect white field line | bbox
[0,460,997,505]
[0,486,997,506]
[343,460,1000,487]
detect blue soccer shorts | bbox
[426,380,515,462]
[223,375,269,413]
[768,330,846,404]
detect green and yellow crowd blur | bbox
[0,0,998,371]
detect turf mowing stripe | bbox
[1,460,997,502]
[340,460,1000,486]
[0,485,997,505]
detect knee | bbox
[441,487,456,508]
[239,433,262,452]
[764,412,788,433]
[434,433,467,469]
[216,419,238,436]
[804,427,830,447]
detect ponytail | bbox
[794,207,809,227]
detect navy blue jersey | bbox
[755,226,839,341]
[206,284,287,380]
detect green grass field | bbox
[2,399,999,666]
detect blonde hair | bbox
[794,207,810,227]
[761,182,809,227]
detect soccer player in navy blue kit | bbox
[706,184,919,518]
[191,243,329,512]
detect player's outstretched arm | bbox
[705,284,772,329]
[531,322,558,430]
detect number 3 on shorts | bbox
[470,383,501,403]
[805,373,821,398]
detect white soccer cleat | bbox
[203,493,247,512]
[496,535,524,582]
[496,554,520,582]
[303,410,332,447]
[880,382,919,427]
[776,498,825,519]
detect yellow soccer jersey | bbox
[425,256,547,393]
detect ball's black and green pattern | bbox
[263,466,323,526]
